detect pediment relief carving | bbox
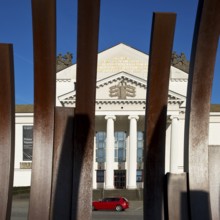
[109,79,136,99]
[95,73,147,101]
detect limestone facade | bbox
[14,43,220,189]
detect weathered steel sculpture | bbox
[28,0,100,219]
[28,0,56,219]
[184,0,220,219]
[0,44,15,220]
[50,107,74,219]
[0,0,219,219]
[72,0,100,219]
[144,13,176,220]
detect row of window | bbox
[97,170,143,183]
[22,126,144,163]
[96,131,144,163]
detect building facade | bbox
[14,43,220,189]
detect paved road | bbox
[11,198,143,220]
[11,197,29,220]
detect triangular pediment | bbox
[58,72,147,106]
[58,71,186,108]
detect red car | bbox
[92,197,129,211]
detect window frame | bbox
[137,131,144,163]
[136,169,143,182]
[23,125,33,161]
[114,131,127,162]
[96,131,106,163]
[96,170,105,183]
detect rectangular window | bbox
[114,170,126,189]
[136,170,143,182]
[96,132,106,162]
[137,131,144,162]
[97,170,105,183]
[114,131,126,162]
[23,126,33,161]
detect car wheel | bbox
[92,206,96,211]
[115,205,122,212]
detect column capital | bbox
[105,115,116,120]
[128,115,139,121]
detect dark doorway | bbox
[114,170,126,189]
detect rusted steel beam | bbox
[0,44,15,220]
[209,145,220,220]
[50,107,74,220]
[144,13,176,220]
[28,0,56,219]
[72,0,100,219]
[184,0,220,219]
[165,173,190,220]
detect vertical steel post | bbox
[184,0,220,219]
[209,146,220,220]
[0,44,15,220]
[144,13,176,220]
[28,0,56,219]
[50,107,74,220]
[165,173,190,220]
[72,0,100,219]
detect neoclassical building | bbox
[14,43,220,189]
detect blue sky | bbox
[0,0,219,104]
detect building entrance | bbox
[114,170,126,189]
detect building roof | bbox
[210,104,220,112]
[16,105,33,113]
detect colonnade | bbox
[104,115,139,189]
[93,114,180,189]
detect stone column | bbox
[127,115,139,189]
[93,136,97,189]
[105,115,116,189]
[170,115,179,173]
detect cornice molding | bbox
[56,79,72,82]
[61,99,184,106]
[170,78,188,82]
[97,100,146,104]
[97,77,146,89]
[96,72,147,89]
